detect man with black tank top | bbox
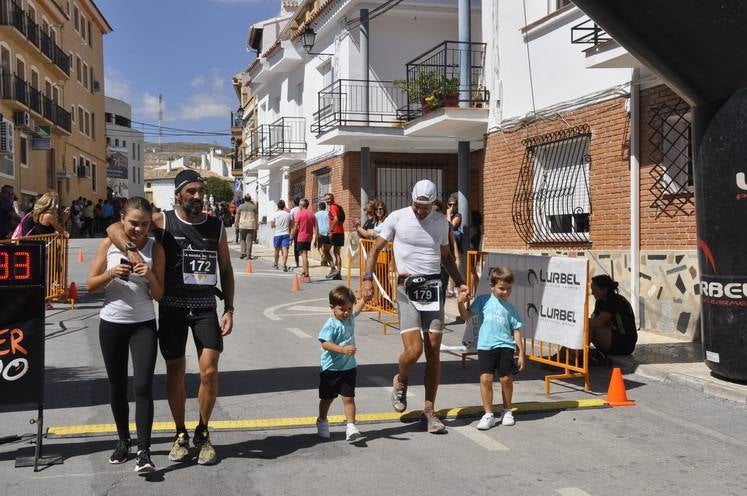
[107,169,235,466]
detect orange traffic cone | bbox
[68,282,79,309]
[606,367,636,407]
[77,248,85,263]
[291,274,301,292]
[245,261,253,273]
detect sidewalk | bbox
[235,238,747,404]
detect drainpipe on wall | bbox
[457,0,471,255]
[630,68,640,326]
[360,8,370,221]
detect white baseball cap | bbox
[411,179,437,204]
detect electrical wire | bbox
[522,0,537,115]
[345,0,405,27]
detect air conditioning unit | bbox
[0,119,14,154]
[14,111,32,129]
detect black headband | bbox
[174,170,205,193]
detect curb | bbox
[616,359,747,405]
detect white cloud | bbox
[191,75,205,88]
[177,93,231,121]
[136,92,165,121]
[208,0,264,3]
[104,69,132,102]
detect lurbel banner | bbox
[465,253,588,350]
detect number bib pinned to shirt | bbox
[182,249,218,286]
[404,274,442,312]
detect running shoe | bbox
[476,413,498,430]
[422,412,447,434]
[501,409,515,426]
[316,419,330,439]
[282,264,289,272]
[391,374,408,412]
[109,438,131,464]
[168,432,190,462]
[194,429,217,465]
[346,424,362,442]
[134,449,156,473]
[272,263,279,270]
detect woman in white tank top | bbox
[86,197,164,473]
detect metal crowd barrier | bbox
[464,250,590,393]
[0,232,69,301]
[351,237,399,334]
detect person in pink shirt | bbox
[291,198,318,281]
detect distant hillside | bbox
[144,141,232,167]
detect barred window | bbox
[512,125,592,244]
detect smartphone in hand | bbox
[119,257,133,281]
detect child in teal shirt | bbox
[317,285,366,441]
[457,266,525,430]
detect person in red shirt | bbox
[291,198,318,281]
[324,193,344,280]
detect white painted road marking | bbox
[556,488,593,496]
[452,425,510,451]
[368,375,416,397]
[286,327,311,338]
[264,297,328,321]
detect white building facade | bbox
[105,96,144,198]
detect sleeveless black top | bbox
[159,209,224,309]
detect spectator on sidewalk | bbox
[87,197,165,473]
[315,201,332,267]
[289,196,302,269]
[236,195,258,260]
[0,184,20,239]
[589,274,638,358]
[271,199,293,271]
[291,198,318,281]
[324,193,344,280]
[355,200,387,240]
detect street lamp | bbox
[302,26,333,56]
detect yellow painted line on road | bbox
[47,398,608,438]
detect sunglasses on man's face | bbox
[448,203,456,206]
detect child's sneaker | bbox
[476,412,498,430]
[501,409,515,426]
[345,423,362,442]
[316,419,330,439]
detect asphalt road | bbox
[1,236,746,496]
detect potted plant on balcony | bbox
[394,73,461,114]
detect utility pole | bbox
[158,94,163,152]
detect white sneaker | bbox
[476,413,498,430]
[345,423,362,442]
[501,409,515,426]
[317,419,330,439]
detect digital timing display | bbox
[0,243,44,286]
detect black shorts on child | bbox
[478,347,515,377]
[319,368,357,399]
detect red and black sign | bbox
[0,243,45,405]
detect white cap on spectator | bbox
[411,179,437,204]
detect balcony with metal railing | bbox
[0,73,71,133]
[246,116,306,171]
[0,0,70,77]
[570,18,640,69]
[400,41,489,140]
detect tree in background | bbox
[205,176,233,204]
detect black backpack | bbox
[335,204,346,223]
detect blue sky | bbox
[98,0,278,145]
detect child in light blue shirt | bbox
[458,267,525,430]
[317,285,366,441]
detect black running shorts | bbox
[158,305,223,361]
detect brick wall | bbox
[639,84,697,249]
[482,90,696,252]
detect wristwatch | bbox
[125,242,137,251]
